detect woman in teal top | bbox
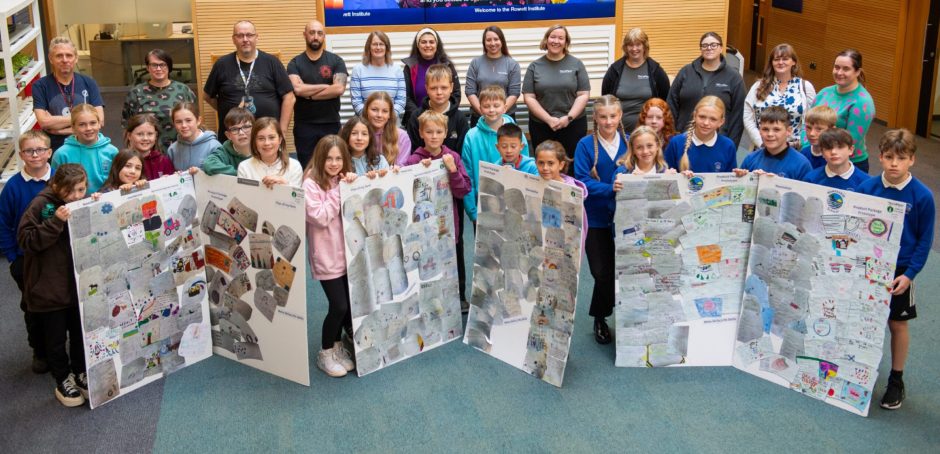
[810,49,875,173]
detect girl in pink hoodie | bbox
[304,135,358,378]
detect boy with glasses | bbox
[0,130,54,373]
[202,107,255,176]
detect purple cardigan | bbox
[403,145,471,240]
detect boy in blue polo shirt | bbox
[857,128,935,410]
[737,106,812,180]
[800,105,837,169]
[802,128,868,191]
[0,130,55,374]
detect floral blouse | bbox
[743,77,816,148]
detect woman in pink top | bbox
[304,135,357,378]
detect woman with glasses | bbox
[667,32,746,146]
[349,31,406,118]
[743,43,815,150]
[601,27,671,131]
[121,49,197,152]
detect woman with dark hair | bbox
[121,49,197,152]
[667,32,746,147]
[601,27,671,131]
[401,28,460,124]
[810,49,875,172]
[349,31,406,117]
[743,43,815,150]
[465,26,521,127]
[522,24,590,167]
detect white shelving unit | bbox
[0,0,45,185]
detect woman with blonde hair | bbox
[601,27,671,131]
[349,31,406,117]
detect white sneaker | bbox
[317,348,347,377]
[333,341,355,372]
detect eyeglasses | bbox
[700,43,722,50]
[228,125,252,134]
[233,33,257,40]
[148,63,168,69]
[21,147,50,156]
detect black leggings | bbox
[34,306,84,382]
[455,199,467,302]
[10,257,43,357]
[584,227,615,318]
[528,116,588,175]
[320,275,352,350]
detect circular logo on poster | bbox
[688,176,704,192]
[868,219,887,236]
[826,191,844,210]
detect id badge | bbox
[240,95,256,114]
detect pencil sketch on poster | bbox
[68,174,212,408]
[464,162,585,387]
[340,162,462,376]
[195,173,309,386]
[733,177,905,416]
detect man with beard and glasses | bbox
[204,20,295,137]
[287,20,349,167]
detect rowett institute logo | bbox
[688,175,704,193]
[826,190,844,210]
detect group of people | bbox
[0,21,932,414]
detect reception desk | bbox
[89,34,195,87]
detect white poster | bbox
[194,173,309,386]
[464,162,585,387]
[733,177,905,416]
[68,174,211,408]
[339,162,463,376]
[614,173,757,367]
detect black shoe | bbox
[32,355,49,374]
[880,377,905,410]
[55,374,85,407]
[75,372,89,399]
[594,318,612,345]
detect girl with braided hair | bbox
[663,96,737,174]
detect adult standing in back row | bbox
[523,24,590,166]
[287,20,348,168]
[668,32,746,147]
[402,28,461,125]
[601,27,670,132]
[465,26,521,128]
[204,20,295,137]
[33,37,104,151]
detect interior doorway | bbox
[917,0,940,139]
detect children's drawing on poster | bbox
[464,162,584,387]
[340,163,462,376]
[733,177,905,416]
[614,173,757,368]
[194,174,309,386]
[68,174,211,408]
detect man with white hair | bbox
[33,37,105,150]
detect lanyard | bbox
[238,51,258,95]
[56,76,75,108]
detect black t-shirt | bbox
[287,50,347,125]
[203,51,293,129]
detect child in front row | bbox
[464,123,536,223]
[801,128,869,191]
[534,140,587,245]
[800,105,837,169]
[405,110,471,239]
[339,116,390,176]
[97,150,148,194]
[665,96,736,174]
[18,164,89,407]
[736,106,812,180]
[237,118,303,188]
[167,102,221,173]
[203,107,255,176]
[614,126,675,176]
[50,104,118,194]
[574,95,628,345]
[304,135,357,378]
[0,130,54,373]
[125,114,175,180]
[857,129,935,411]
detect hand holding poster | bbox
[68,174,211,408]
[732,177,905,416]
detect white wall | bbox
[53,0,191,31]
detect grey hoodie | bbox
[167,130,222,170]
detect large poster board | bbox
[68,174,212,408]
[194,174,309,386]
[733,177,905,416]
[464,162,584,387]
[323,1,616,27]
[613,173,757,367]
[339,162,463,376]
